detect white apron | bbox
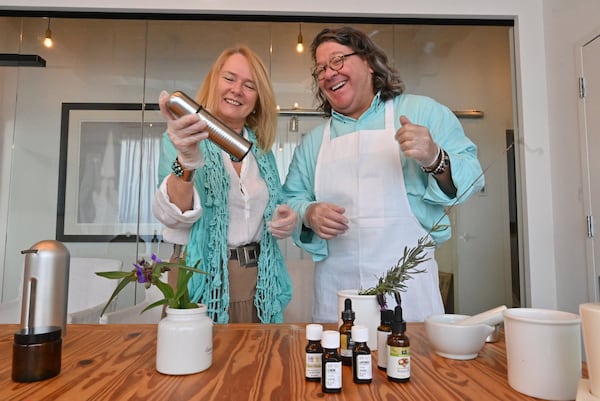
[313,101,444,323]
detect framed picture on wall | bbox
[56,102,165,242]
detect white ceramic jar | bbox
[503,308,581,401]
[156,304,213,375]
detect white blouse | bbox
[152,149,268,247]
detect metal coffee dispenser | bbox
[19,240,70,335]
[12,240,69,382]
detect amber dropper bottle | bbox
[377,309,393,370]
[387,305,410,382]
[339,298,355,366]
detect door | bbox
[580,33,600,301]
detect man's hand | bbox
[304,202,349,240]
[395,115,439,167]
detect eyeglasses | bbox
[312,52,357,80]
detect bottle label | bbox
[340,333,354,358]
[377,331,391,368]
[387,346,410,379]
[305,353,322,378]
[355,354,373,380]
[324,361,342,389]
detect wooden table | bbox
[0,323,578,400]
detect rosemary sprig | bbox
[358,235,436,308]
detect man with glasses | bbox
[283,26,484,323]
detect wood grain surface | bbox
[0,323,581,400]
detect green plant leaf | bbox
[96,252,208,314]
[170,269,190,308]
[154,278,174,300]
[99,274,137,316]
[95,271,132,280]
[156,262,207,275]
[142,298,169,313]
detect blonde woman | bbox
[153,46,297,323]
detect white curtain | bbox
[117,123,163,232]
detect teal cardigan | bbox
[158,129,292,323]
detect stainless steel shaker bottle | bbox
[166,90,253,162]
[20,240,70,335]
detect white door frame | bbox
[577,30,600,302]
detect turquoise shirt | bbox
[283,92,484,261]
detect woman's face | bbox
[215,53,259,131]
[314,41,374,120]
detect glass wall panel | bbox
[0,17,516,316]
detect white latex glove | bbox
[158,90,207,169]
[267,204,298,239]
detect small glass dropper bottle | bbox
[377,309,393,370]
[339,298,355,366]
[387,304,410,382]
[305,324,323,382]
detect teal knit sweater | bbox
[158,129,292,323]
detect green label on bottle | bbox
[387,346,410,379]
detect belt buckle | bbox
[238,243,259,268]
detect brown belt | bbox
[228,242,260,268]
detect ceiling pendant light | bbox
[296,23,304,54]
[43,18,54,48]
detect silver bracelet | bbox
[421,148,449,175]
[431,149,449,175]
[421,146,441,170]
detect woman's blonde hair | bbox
[195,46,277,151]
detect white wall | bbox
[543,0,600,314]
[2,0,598,315]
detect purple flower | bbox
[134,263,148,283]
[96,250,207,314]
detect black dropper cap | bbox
[380,309,393,325]
[391,305,406,332]
[341,298,355,321]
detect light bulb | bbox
[43,29,54,48]
[43,18,54,48]
[296,24,304,54]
